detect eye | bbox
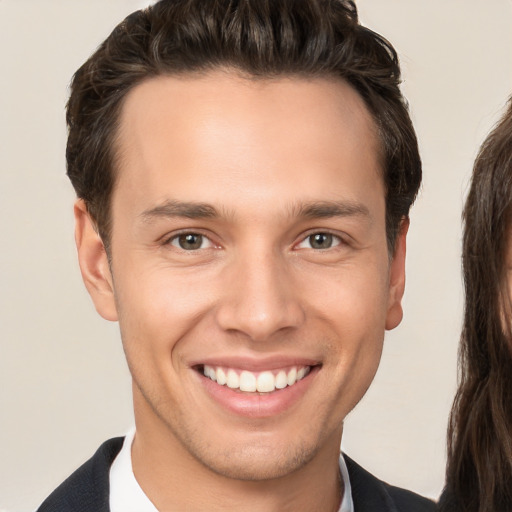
[297,232,342,250]
[169,233,214,251]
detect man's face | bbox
[77,71,406,480]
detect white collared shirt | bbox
[110,428,354,512]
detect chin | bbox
[193,440,316,482]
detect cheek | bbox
[300,263,390,330]
[298,263,388,387]
[112,263,218,358]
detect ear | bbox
[385,218,409,331]
[74,199,118,321]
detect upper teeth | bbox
[203,365,310,393]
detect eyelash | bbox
[162,230,346,252]
[164,231,216,251]
[295,231,344,251]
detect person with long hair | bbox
[441,99,512,512]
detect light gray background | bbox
[1,1,511,510]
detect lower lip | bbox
[198,367,318,418]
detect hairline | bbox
[100,67,392,253]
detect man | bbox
[37,0,435,510]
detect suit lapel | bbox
[344,455,399,512]
[37,437,124,512]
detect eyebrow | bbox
[139,199,370,223]
[139,200,219,222]
[293,200,370,220]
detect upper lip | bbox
[190,355,321,372]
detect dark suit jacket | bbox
[37,437,437,511]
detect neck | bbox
[131,395,343,512]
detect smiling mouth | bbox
[199,365,312,393]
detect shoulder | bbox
[385,484,438,512]
[344,454,437,512]
[36,437,124,512]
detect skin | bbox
[75,71,408,511]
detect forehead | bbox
[113,71,383,219]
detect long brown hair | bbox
[443,99,512,512]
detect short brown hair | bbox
[66,0,421,252]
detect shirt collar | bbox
[110,428,354,512]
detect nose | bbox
[215,250,305,342]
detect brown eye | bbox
[171,233,207,250]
